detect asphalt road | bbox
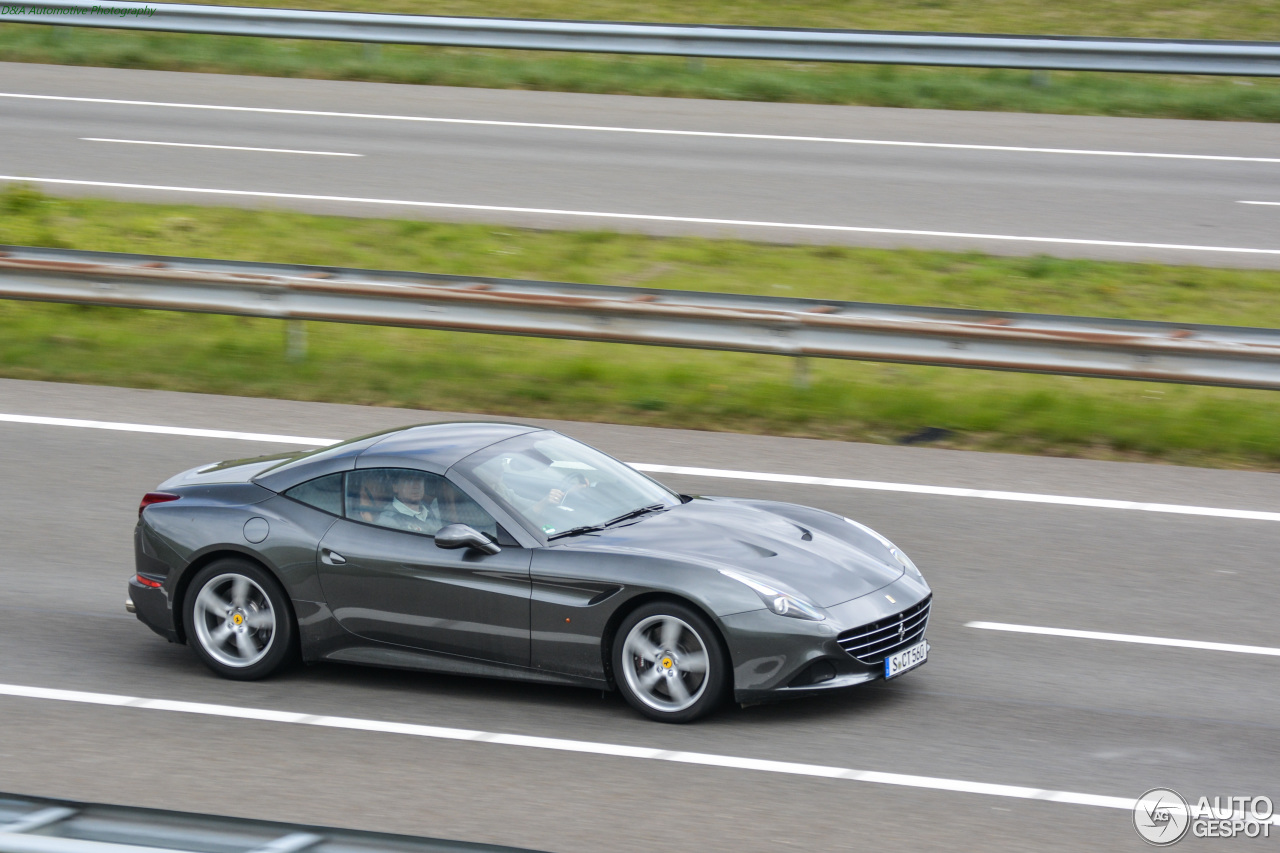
[3,62,1280,268]
[0,377,1276,851]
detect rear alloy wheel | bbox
[614,602,727,723]
[185,559,295,680]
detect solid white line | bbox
[4,175,1279,256]
[4,413,1280,523]
[0,681,1137,812]
[6,92,1276,163]
[0,414,336,447]
[967,622,1280,656]
[632,463,1280,523]
[1240,200,1280,205]
[8,681,1275,825]
[82,137,361,157]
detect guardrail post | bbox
[792,357,810,389]
[286,320,307,362]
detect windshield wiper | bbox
[602,503,668,526]
[547,523,608,541]
[546,504,668,540]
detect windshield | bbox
[457,431,679,537]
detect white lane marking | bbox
[4,175,1279,257]
[0,681,1137,813]
[15,681,1275,827]
[4,92,1275,164]
[633,463,1280,522]
[4,413,1280,523]
[967,622,1280,656]
[1240,200,1280,205]
[82,138,361,157]
[0,414,335,446]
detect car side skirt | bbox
[321,642,609,690]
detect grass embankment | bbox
[3,184,1279,469]
[2,0,1279,121]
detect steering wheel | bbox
[552,472,591,512]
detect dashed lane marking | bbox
[967,622,1280,656]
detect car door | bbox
[316,468,533,667]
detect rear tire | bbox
[613,601,727,723]
[185,558,295,681]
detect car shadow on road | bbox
[122,626,927,733]
[289,657,923,730]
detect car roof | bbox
[253,421,542,491]
[360,422,542,468]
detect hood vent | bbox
[738,540,778,558]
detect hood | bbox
[564,499,903,608]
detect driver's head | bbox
[391,472,426,507]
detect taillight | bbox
[134,574,162,588]
[139,492,180,517]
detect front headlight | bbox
[719,568,826,621]
[844,517,924,580]
[889,545,923,580]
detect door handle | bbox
[321,548,347,565]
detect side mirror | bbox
[435,524,501,555]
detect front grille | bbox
[837,595,931,664]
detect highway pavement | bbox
[3,62,1280,267]
[0,377,1276,851]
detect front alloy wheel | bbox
[614,602,727,723]
[186,559,295,680]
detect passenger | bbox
[377,471,442,535]
[350,473,392,524]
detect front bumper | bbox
[723,573,932,704]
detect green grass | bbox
[2,7,1279,121]
[3,184,1280,469]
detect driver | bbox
[378,471,443,535]
[496,468,589,528]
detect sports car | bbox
[129,423,932,722]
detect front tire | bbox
[613,602,727,723]
[185,558,296,680]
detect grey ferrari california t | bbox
[129,423,932,722]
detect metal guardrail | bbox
[2,245,1278,390]
[11,0,1280,76]
[0,792,542,853]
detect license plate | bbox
[885,640,928,679]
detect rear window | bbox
[284,473,344,516]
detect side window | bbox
[345,468,498,539]
[435,479,499,539]
[283,472,344,516]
